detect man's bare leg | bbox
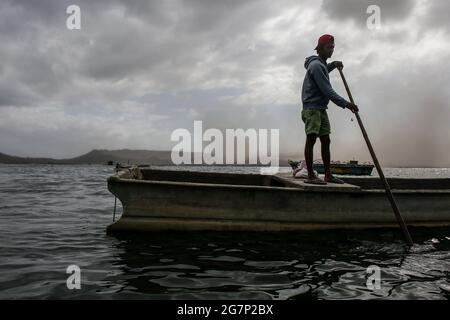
[305,133,317,179]
[320,135,331,180]
[320,134,344,184]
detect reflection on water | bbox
[0,164,449,299]
[100,230,450,300]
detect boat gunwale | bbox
[107,175,353,193]
[108,173,450,195]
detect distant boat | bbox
[106,168,450,233]
[107,161,114,166]
[289,160,374,176]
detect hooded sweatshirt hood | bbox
[304,55,322,69]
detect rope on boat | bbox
[113,196,117,222]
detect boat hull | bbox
[107,169,450,232]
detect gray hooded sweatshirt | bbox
[301,55,348,110]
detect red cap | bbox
[315,34,334,50]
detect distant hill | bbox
[0,149,300,166]
[0,152,68,164]
[0,149,173,165]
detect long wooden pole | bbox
[338,68,414,246]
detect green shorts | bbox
[301,109,331,136]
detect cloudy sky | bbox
[0,0,449,166]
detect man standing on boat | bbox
[301,34,358,185]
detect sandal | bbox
[304,177,327,185]
[325,175,345,184]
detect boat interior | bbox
[139,168,287,187]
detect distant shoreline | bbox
[1,149,448,168]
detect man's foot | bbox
[325,175,345,184]
[304,176,327,185]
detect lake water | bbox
[0,164,449,300]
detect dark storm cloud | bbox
[0,0,77,107]
[0,82,35,107]
[4,0,65,24]
[0,0,290,107]
[421,1,450,32]
[79,0,282,82]
[321,0,417,24]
